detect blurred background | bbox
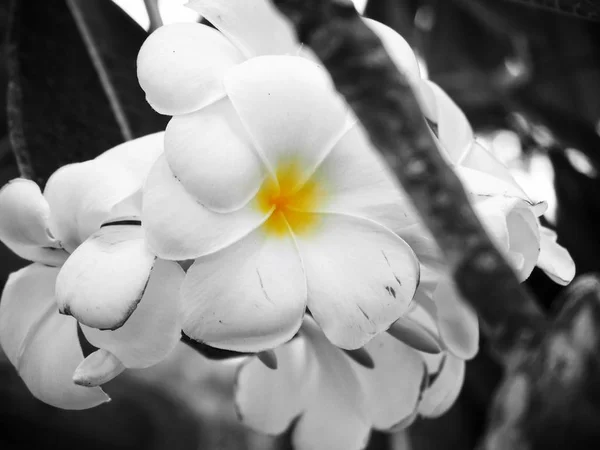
[1,0,599,449]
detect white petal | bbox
[82,260,184,368]
[387,302,442,354]
[432,279,479,360]
[537,227,575,285]
[181,223,306,352]
[457,166,532,203]
[356,333,425,430]
[460,141,529,198]
[395,224,444,271]
[137,23,244,115]
[419,354,465,418]
[419,81,473,163]
[95,132,165,184]
[475,200,511,251]
[44,159,141,252]
[0,264,108,409]
[295,214,419,349]
[293,123,418,231]
[73,349,126,387]
[165,99,264,212]
[142,155,269,260]
[0,178,57,251]
[364,19,421,87]
[55,225,156,330]
[236,337,312,435]
[225,55,349,181]
[475,197,540,281]
[186,0,298,58]
[293,319,371,450]
[1,240,69,267]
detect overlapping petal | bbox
[95,131,165,184]
[460,141,530,199]
[431,280,479,360]
[44,159,141,252]
[356,333,425,430]
[186,0,298,58]
[82,259,184,368]
[0,179,57,248]
[475,196,540,281]
[236,318,441,450]
[55,225,156,330]
[142,155,269,260]
[419,80,474,163]
[294,214,419,349]
[181,225,306,352]
[292,321,371,450]
[292,123,418,231]
[537,226,576,285]
[224,55,350,183]
[137,23,244,115]
[1,241,69,267]
[236,337,312,435]
[387,302,443,354]
[419,354,465,418]
[73,349,126,387]
[0,264,108,409]
[364,19,421,88]
[165,98,264,212]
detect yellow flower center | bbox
[256,160,323,237]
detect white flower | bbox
[0,133,184,409]
[142,54,421,353]
[374,28,576,359]
[136,0,573,362]
[235,311,464,450]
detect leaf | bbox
[505,0,600,22]
[6,0,168,186]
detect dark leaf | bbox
[0,362,200,450]
[6,0,168,186]
[504,0,600,22]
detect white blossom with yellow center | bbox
[142,54,421,352]
[137,0,575,358]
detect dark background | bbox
[1,0,600,449]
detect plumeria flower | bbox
[236,311,464,450]
[137,0,574,362]
[371,25,576,359]
[142,54,421,353]
[138,0,464,356]
[0,133,184,409]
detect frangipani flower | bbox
[0,133,184,409]
[137,0,574,363]
[142,54,421,353]
[374,27,576,359]
[236,312,464,450]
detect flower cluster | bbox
[0,0,575,448]
[0,133,184,408]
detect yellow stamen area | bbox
[256,160,323,237]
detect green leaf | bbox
[6,0,168,186]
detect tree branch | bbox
[143,0,162,32]
[269,0,546,360]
